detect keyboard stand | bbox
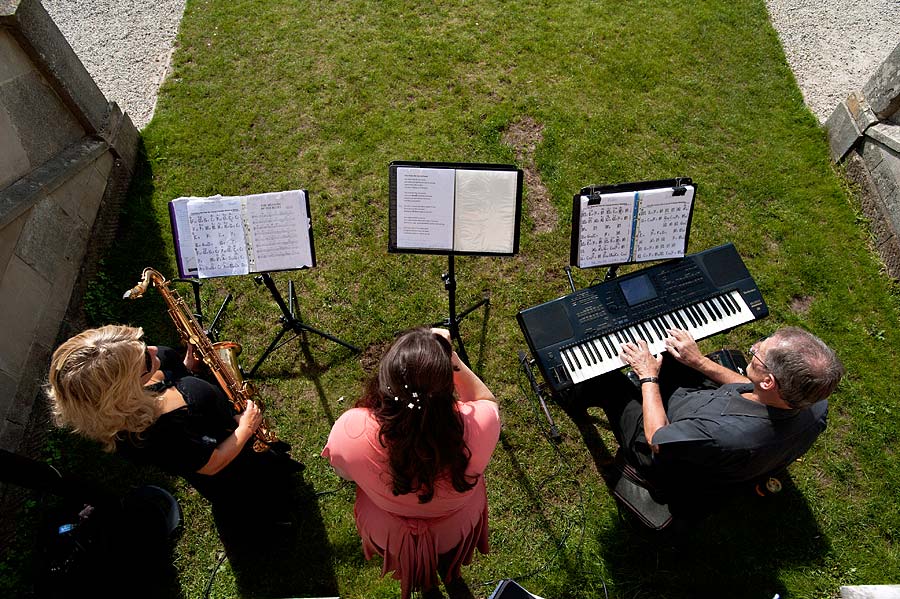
[518,351,562,442]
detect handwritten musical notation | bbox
[171,190,313,279]
[188,198,249,278]
[575,185,694,268]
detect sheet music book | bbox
[388,161,523,256]
[570,178,695,268]
[169,189,315,279]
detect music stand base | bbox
[248,273,360,377]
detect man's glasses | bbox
[748,337,769,370]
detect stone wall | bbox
[0,0,138,460]
[826,42,900,278]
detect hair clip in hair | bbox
[394,396,399,401]
[407,402,415,409]
[411,392,418,398]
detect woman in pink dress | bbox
[323,327,500,598]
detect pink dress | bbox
[322,400,500,598]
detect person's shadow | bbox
[563,398,831,598]
[214,469,339,598]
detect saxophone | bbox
[123,267,278,452]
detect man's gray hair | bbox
[765,327,844,409]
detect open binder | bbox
[388,161,523,256]
[570,178,695,269]
[169,189,315,279]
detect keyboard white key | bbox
[559,290,755,383]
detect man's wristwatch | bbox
[639,376,660,386]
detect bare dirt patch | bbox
[501,117,556,234]
[790,294,815,315]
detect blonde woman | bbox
[48,325,297,527]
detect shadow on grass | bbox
[214,471,339,598]
[562,401,830,599]
[14,433,184,599]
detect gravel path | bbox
[43,0,186,130]
[765,0,900,122]
[43,0,899,128]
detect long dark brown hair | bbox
[356,328,477,503]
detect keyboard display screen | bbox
[619,274,658,306]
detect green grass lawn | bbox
[5,0,900,597]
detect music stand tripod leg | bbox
[248,273,361,376]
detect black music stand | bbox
[388,162,523,368]
[172,278,233,342]
[247,273,360,377]
[433,254,490,367]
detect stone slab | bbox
[846,151,900,279]
[49,152,109,226]
[0,369,16,423]
[0,0,108,133]
[0,136,107,229]
[5,340,46,426]
[0,30,30,86]
[0,208,26,277]
[847,91,879,132]
[0,255,50,375]
[863,42,900,119]
[100,102,139,175]
[16,194,75,282]
[870,150,900,235]
[826,100,863,162]
[0,104,29,190]
[0,418,25,453]
[859,135,886,172]
[841,585,900,599]
[0,68,83,167]
[867,122,900,154]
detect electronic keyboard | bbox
[517,243,767,394]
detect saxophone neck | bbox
[123,267,165,300]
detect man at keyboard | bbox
[597,326,844,503]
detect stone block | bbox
[49,157,105,226]
[0,369,16,422]
[0,255,50,374]
[16,194,74,281]
[0,418,25,453]
[6,339,50,426]
[867,122,900,154]
[870,155,900,235]
[0,69,83,167]
[862,42,900,119]
[99,102,139,176]
[0,29,30,84]
[0,0,109,133]
[0,209,27,277]
[841,585,900,599]
[0,104,30,189]
[859,137,886,172]
[0,137,107,230]
[826,101,862,162]
[846,91,879,132]
[845,151,900,279]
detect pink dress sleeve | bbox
[458,399,501,475]
[321,408,374,482]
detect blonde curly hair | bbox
[46,325,162,451]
